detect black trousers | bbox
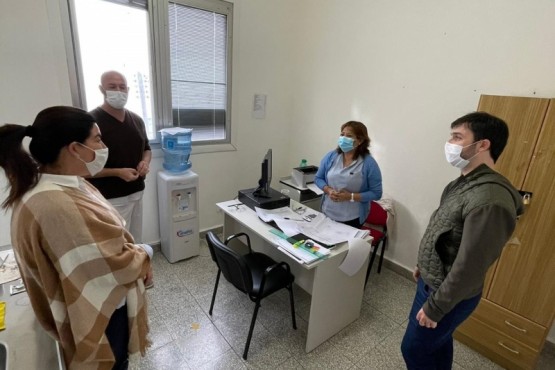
[105,304,129,370]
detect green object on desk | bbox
[269,229,328,259]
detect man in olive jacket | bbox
[401,112,524,369]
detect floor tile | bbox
[146,310,175,351]
[134,341,189,370]
[140,250,555,370]
[328,302,399,363]
[353,343,406,369]
[196,349,247,370]
[172,322,231,368]
[293,341,354,369]
[364,268,416,324]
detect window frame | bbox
[62,0,234,148]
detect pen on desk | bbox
[284,217,304,221]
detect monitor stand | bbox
[238,187,290,210]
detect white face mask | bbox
[78,143,109,176]
[444,141,481,169]
[105,90,128,109]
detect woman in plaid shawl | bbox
[0,106,152,370]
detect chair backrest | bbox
[206,232,253,294]
[365,201,388,228]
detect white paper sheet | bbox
[306,183,324,195]
[300,215,367,245]
[256,206,367,243]
[0,249,21,285]
[255,206,304,236]
[338,238,372,276]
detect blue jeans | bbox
[401,278,481,370]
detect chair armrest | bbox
[258,262,292,294]
[264,261,291,276]
[225,232,252,253]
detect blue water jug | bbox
[160,128,192,173]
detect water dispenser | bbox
[157,170,199,263]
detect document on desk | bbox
[255,206,368,245]
[255,206,304,236]
[299,215,368,245]
[0,250,21,285]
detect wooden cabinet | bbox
[454,95,555,370]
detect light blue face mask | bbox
[338,136,355,152]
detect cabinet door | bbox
[477,95,549,188]
[477,95,550,295]
[487,99,555,325]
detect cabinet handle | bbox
[504,320,527,333]
[498,341,520,355]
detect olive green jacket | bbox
[418,164,524,322]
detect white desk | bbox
[217,200,370,352]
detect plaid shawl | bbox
[11,174,150,370]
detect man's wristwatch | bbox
[350,193,355,202]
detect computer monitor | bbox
[254,149,272,198]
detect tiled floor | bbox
[131,239,555,369]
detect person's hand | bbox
[336,188,350,202]
[413,266,420,282]
[328,188,340,202]
[143,265,153,287]
[137,160,150,177]
[416,308,437,328]
[328,188,349,202]
[118,168,140,182]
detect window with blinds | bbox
[169,2,228,141]
[66,0,233,144]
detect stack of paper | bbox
[256,206,369,246]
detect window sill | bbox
[150,142,237,158]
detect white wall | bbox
[1,0,554,341]
[0,0,301,245]
[0,0,73,245]
[284,0,555,343]
[287,0,555,271]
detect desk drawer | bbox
[456,316,539,370]
[471,299,546,349]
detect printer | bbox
[290,165,318,188]
[278,165,321,211]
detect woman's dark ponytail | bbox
[0,124,40,209]
[0,106,95,209]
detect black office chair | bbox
[205,231,297,360]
